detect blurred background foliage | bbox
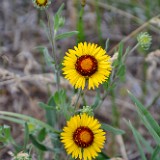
[0,0,160,159]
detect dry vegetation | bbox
[0,0,160,160]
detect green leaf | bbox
[38,102,54,110]
[126,120,147,160]
[0,125,17,148]
[0,111,60,134]
[96,152,110,160]
[138,111,160,144]
[42,47,54,69]
[56,3,65,16]
[37,128,47,142]
[55,31,79,40]
[53,89,66,106]
[53,14,59,31]
[35,46,54,69]
[0,125,10,143]
[0,115,25,125]
[29,134,53,151]
[53,3,65,31]
[45,95,57,127]
[134,128,153,153]
[40,20,49,40]
[117,64,126,77]
[151,145,160,160]
[128,91,160,138]
[105,39,110,51]
[102,123,125,135]
[92,89,100,109]
[118,42,123,61]
[23,123,29,150]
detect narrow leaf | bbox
[43,47,54,69]
[0,115,25,125]
[135,129,153,153]
[137,110,160,144]
[0,111,60,134]
[38,128,46,142]
[96,152,110,160]
[29,134,53,151]
[126,120,147,160]
[117,64,125,77]
[38,102,54,110]
[105,39,110,51]
[57,3,65,15]
[55,31,79,40]
[23,123,29,150]
[151,145,160,160]
[102,123,125,135]
[128,91,160,136]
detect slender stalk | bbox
[45,10,60,91]
[123,43,139,62]
[77,5,85,43]
[95,0,103,45]
[74,88,82,111]
[111,89,119,127]
[141,59,148,103]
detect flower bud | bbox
[137,32,152,50]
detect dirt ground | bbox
[0,0,160,160]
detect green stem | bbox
[95,0,103,45]
[37,149,44,160]
[123,43,139,62]
[77,6,85,43]
[111,89,120,127]
[141,59,148,103]
[45,10,60,92]
[74,89,82,112]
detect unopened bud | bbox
[81,0,86,7]
[80,106,93,116]
[137,32,152,50]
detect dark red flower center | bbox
[73,126,94,148]
[75,55,98,77]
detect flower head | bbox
[137,32,152,50]
[61,113,106,160]
[32,0,51,10]
[62,42,112,90]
